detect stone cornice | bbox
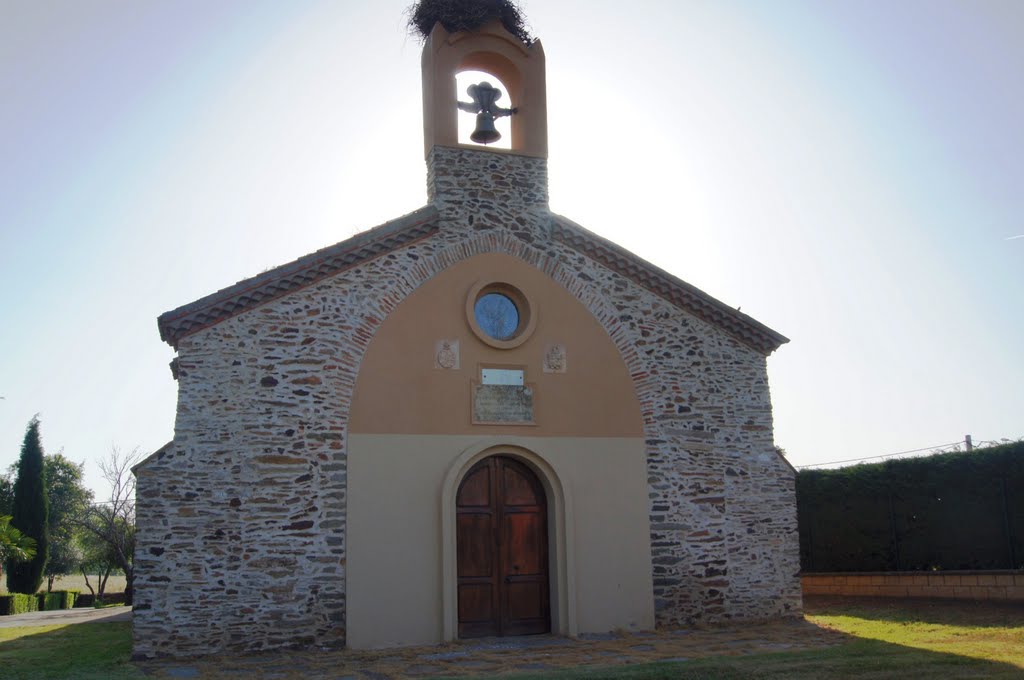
[551,214,789,355]
[157,206,440,348]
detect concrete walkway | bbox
[139,618,844,679]
[0,604,131,628]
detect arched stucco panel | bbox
[344,239,655,647]
[350,250,643,438]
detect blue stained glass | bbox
[474,293,519,340]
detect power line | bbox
[797,440,964,469]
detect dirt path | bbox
[0,605,131,629]
[140,617,844,679]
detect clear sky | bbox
[1,0,1021,496]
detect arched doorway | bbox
[456,455,550,637]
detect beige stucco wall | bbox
[347,434,654,649]
[350,251,643,437]
[346,249,652,649]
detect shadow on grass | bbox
[448,637,1024,680]
[135,613,1022,680]
[0,621,141,680]
[805,594,1024,628]
[3,600,1023,680]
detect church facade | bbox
[133,20,800,658]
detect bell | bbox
[470,112,501,145]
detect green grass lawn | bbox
[0,621,138,680]
[483,639,1023,679]
[488,644,1022,679]
[493,598,1024,680]
[808,596,1024,671]
[0,597,1021,679]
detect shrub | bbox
[77,591,126,608]
[43,590,78,610]
[798,441,1024,572]
[0,592,41,615]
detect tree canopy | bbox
[0,474,12,517]
[43,453,93,589]
[0,515,36,566]
[6,417,49,593]
[79,447,141,604]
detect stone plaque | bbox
[543,344,566,373]
[473,383,534,424]
[434,339,460,370]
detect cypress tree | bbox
[6,417,49,593]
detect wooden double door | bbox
[456,456,550,638]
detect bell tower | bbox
[421,19,548,159]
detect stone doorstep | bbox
[459,634,576,651]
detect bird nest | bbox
[406,0,532,44]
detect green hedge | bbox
[797,441,1024,572]
[75,592,126,608]
[0,590,79,615]
[0,592,41,615]
[42,590,78,610]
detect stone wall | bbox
[134,145,799,657]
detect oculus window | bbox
[466,281,536,349]
[474,293,519,341]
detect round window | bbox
[474,292,520,341]
[466,281,536,349]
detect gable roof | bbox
[551,215,788,354]
[131,440,174,475]
[158,206,440,348]
[157,207,787,354]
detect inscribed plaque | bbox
[473,383,534,424]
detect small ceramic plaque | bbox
[543,343,567,373]
[434,339,460,370]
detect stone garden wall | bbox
[803,572,1024,601]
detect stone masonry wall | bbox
[134,145,799,657]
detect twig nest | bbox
[406,0,533,44]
